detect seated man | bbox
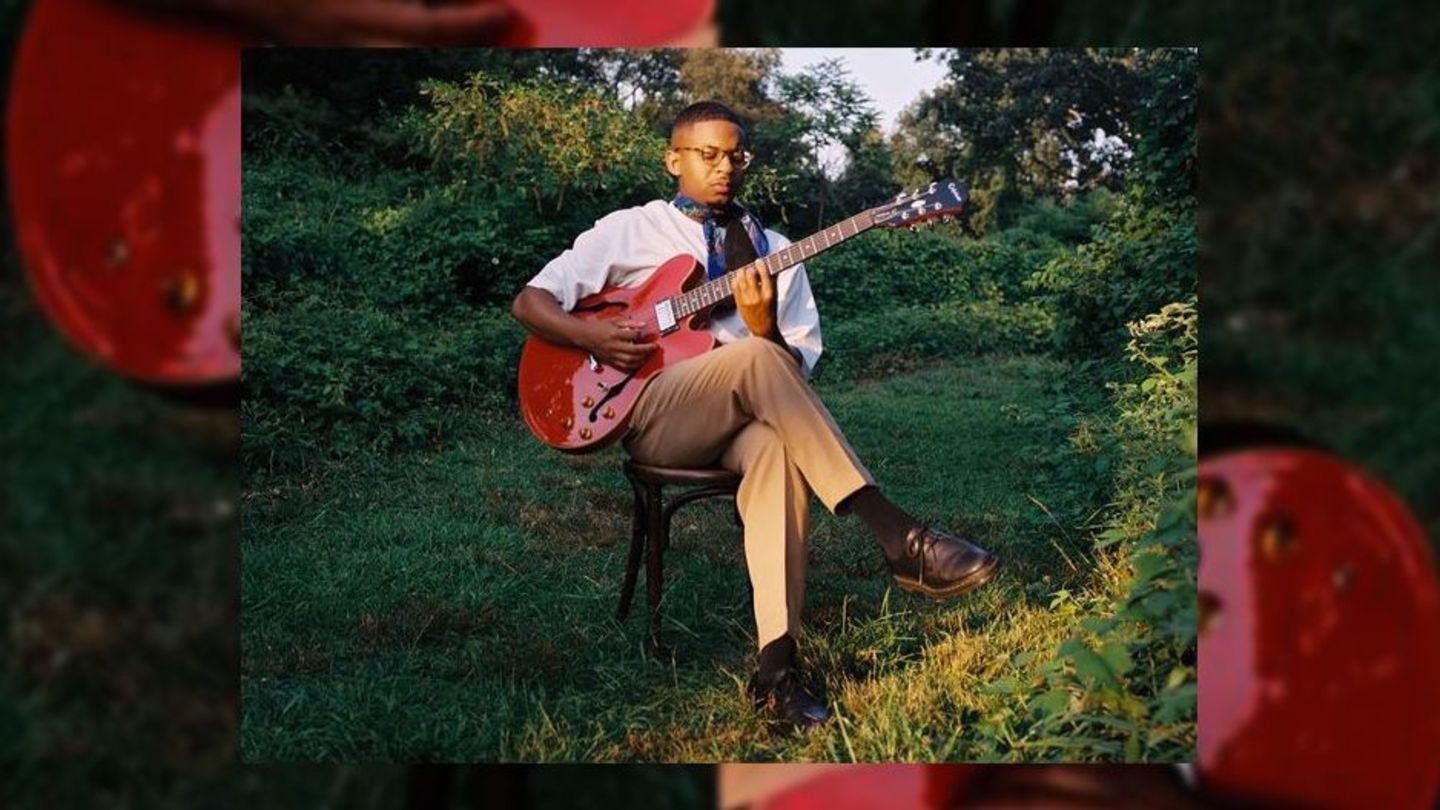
[510,101,999,730]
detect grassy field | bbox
[240,354,1138,762]
[0,302,240,804]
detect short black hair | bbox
[670,101,747,144]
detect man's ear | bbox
[663,148,681,178]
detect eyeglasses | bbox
[671,145,755,170]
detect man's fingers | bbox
[627,341,658,355]
[758,263,774,299]
[611,343,656,366]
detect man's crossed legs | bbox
[623,337,999,729]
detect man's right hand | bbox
[580,318,658,373]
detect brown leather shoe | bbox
[886,524,1000,598]
[747,665,831,732]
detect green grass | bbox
[241,354,1140,762]
[0,298,240,805]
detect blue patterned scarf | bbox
[671,195,771,281]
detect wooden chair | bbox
[618,459,742,654]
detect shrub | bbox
[243,74,671,474]
[1027,192,1196,362]
[1021,298,1198,760]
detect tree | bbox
[894,48,1149,228]
[831,125,900,217]
[677,48,785,122]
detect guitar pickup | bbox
[654,299,676,333]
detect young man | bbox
[511,101,999,730]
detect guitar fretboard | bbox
[672,210,875,319]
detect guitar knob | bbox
[602,406,615,419]
[581,395,595,408]
[560,416,573,430]
[579,428,592,440]
[159,269,203,317]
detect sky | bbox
[776,48,950,177]
[777,48,950,135]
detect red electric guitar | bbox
[1197,440,1440,809]
[4,0,713,389]
[516,180,970,452]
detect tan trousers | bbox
[622,337,875,649]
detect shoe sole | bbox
[893,556,1001,599]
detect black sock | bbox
[756,634,797,682]
[840,486,920,560]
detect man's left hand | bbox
[732,261,778,339]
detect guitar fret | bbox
[676,211,876,321]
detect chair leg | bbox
[645,481,667,655]
[617,478,647,621]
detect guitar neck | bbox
[670,210,875,319]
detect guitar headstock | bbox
[870,179,969,230]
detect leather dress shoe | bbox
[747,665,830,732]
[886,524,1000,598]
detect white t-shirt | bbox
[526,199,824,378]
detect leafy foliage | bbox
[243,76,669,476]
[1027,191,1196,360]
[1024,300,1198,759]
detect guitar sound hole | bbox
[588,370,635,422]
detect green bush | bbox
[805,229,965,321]
[243,304,523,476]
[1027,193,1196,362]
[243,74,672,474]
[815,299,1052,382]
[1021,298,1197,760]
[806,193,1108,324]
